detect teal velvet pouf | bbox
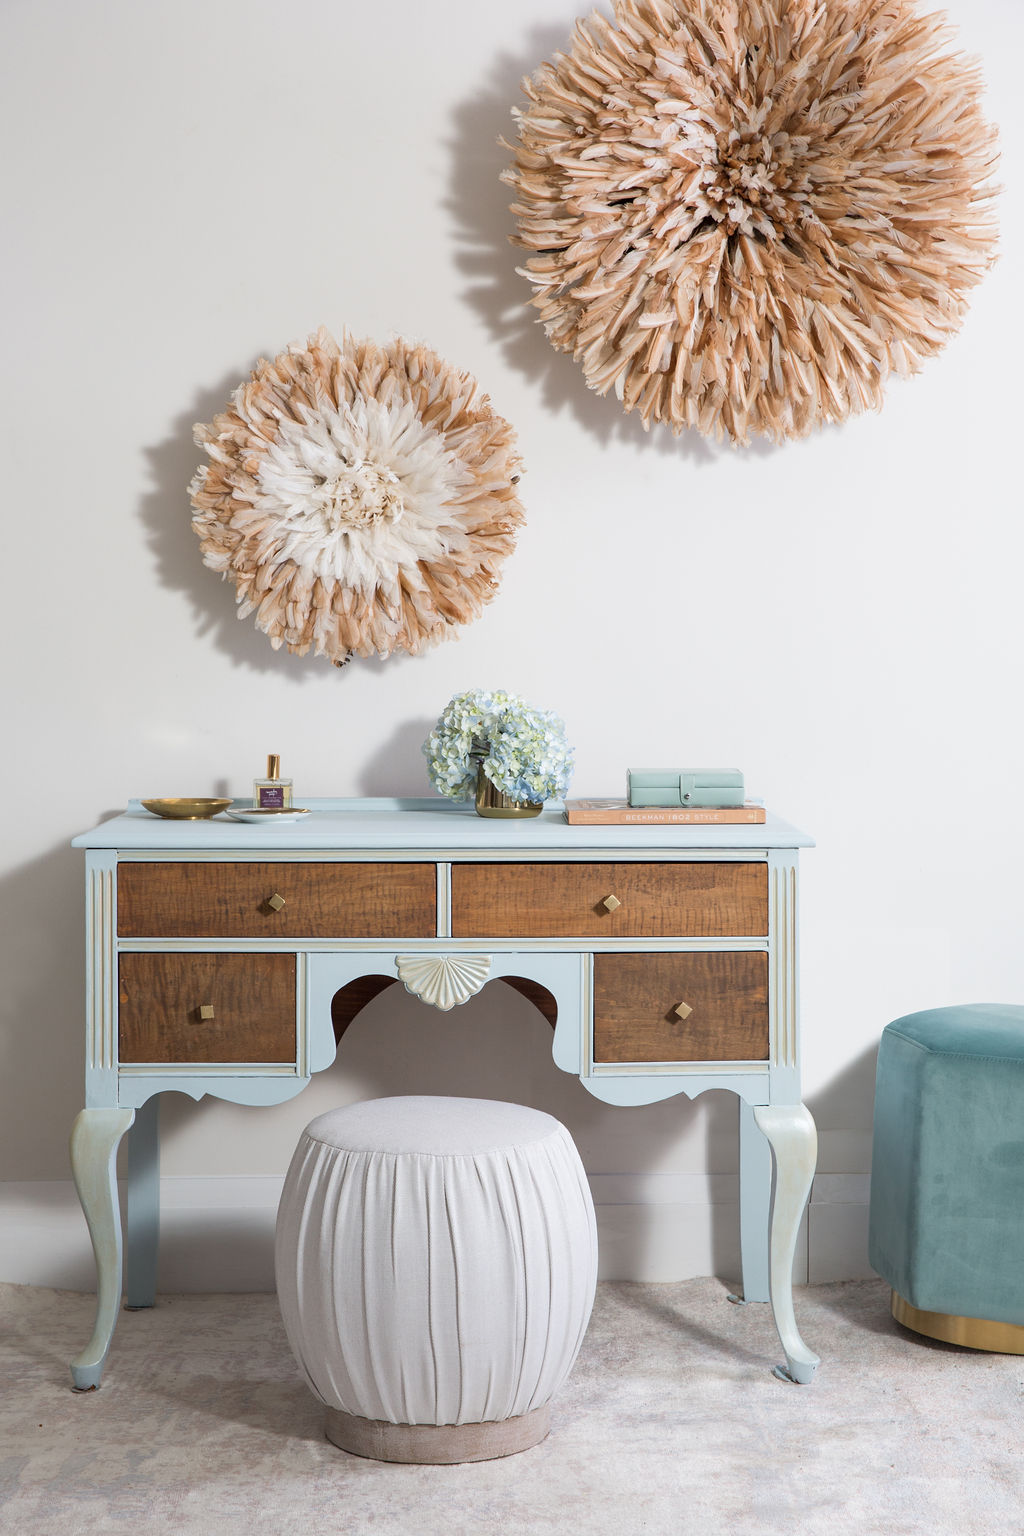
[869,1005,1024,1340]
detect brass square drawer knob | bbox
[199,1003,216,1021]
[267,893,287,912]
[673,1001,694,1021]
[602,894,621,913]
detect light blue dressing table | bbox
[70,798,819,1388]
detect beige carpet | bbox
[1,1278,1019,1536]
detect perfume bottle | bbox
[253,754,293,809]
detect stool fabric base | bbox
[892,1290,1024,1356]
[868,1004,1024,1326]
[325,1404,551,1464]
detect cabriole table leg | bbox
[69,1106,135,1391]
[752,1102,820,1384]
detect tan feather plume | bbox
[503,0,999,444]
[190,330,524,663]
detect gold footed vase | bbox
[474,764,543,819]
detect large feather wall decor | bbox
[503,0,999,444]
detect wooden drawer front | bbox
[593,952,769,1063]
[117,862,436,938]
[451,862,767,938]
[118,953,296,1063]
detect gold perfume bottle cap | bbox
[267,754,281,780]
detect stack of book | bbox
[564,769,765,825]
[562,798,766,826]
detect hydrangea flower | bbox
[424,689,574,805]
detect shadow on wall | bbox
[445,25,788,464]
[356,718,438,797]
[807,1040,881,1143]
[0,841,89,1179]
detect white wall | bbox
[2,0,1021,1285]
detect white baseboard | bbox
[0,1174,874,1291]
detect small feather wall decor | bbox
[189,329,524,664]
[502,0,999,445]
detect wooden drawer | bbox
[118,953,296,1063]
[593,952,769,1063]
[117,862,436,938]
[451,862,767,938]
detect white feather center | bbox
[252,395,470,594]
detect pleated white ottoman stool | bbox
[275,1096,598,1463]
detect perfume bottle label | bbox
[259,785,285,808]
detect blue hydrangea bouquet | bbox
[423,689,574,809]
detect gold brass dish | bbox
[141,798,233,821]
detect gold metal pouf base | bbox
[891,1290,1024,1354]
[324,1404,551,1464]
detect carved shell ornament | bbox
[503,0,999,445]
[189,329,525,663]
[395,955,493,1011]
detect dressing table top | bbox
[73,797,814,852]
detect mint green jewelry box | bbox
[628,770,745,808]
